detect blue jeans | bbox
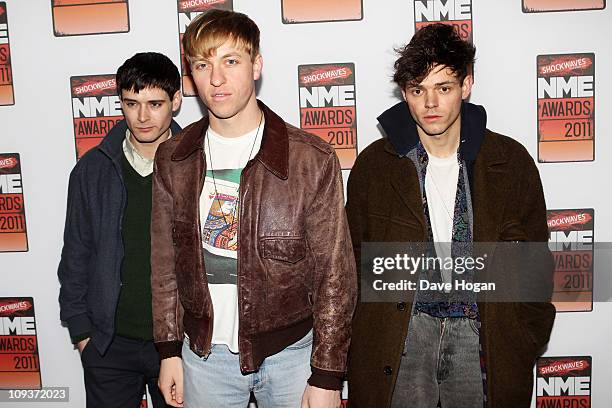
[390,311,484,408]
[182,331,312,408]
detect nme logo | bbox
[298,63,358,169]
[51,0,130,37]
[547,209,593,312]
[0,153,28,252]
[0,297,41,389]
[414,0,473,43]
[70,74,124,159]
[177,0,233,96]
[537,53,595,163]
[537,356,591,408]
[0,317,35,336]
[0,21,6,44]
[0,2,14,105]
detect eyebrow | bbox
[122,98,166,103]
[409,81,457,89]
[220,52,242,59]
[434,81,457,86]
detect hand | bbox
[77,338,90,353]
[301,384,341,408]
[159,357,184,407]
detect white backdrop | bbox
[1,0,610,406]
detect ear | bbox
[252,54,263,81]
[171,90,182,112]
[400,86,408,102]
[461,74,474,100]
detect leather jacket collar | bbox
[170,100,289,180]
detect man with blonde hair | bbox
[151,9,356,408]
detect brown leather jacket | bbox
[151,101,357,389]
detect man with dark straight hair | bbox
[151,9,356,408]
[58,52,182,407]
[346,24,555,407]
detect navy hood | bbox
[377,101,487,163]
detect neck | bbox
[209,96,262,138]
[129,128,170,160]
[417,117,461,158]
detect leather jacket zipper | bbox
[198,149,213,357]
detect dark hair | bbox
[183,9,260,62]
[393,24,476,88]
[116,52,180,99]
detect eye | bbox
[150,102,163,108]
[124,102,136,107]
[411,88,422,96]
[440,86,451,93]
[192,62,208,71]
[226,58,238,66]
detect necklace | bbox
[205,111,264,226]
[426,158,458,223]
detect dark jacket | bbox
[346,102,555,407]
[151,100,357,390]
[58,119,182,355]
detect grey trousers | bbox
[390,311,484,408]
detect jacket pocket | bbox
[260,237,307,264]
[259,237,311,320]
[499,220,529,242]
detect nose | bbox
[210,66,225,87]
[137,105,148,123]
[424,91,438,109]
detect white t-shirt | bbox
[424,151,459,285]
[199,122,263,352]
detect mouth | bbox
[136,127,154,133]
[212,92,231,101]
[423,115,442,122]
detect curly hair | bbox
[393,23,476,89]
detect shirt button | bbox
[396,302,406,311]
[384,366,393,376]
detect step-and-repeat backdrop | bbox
[1,1,610,406]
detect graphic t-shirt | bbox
[199,122,263,352]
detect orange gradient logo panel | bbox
[70,74,124,159]
[0,297,40,389]
[282,0,362,23]
[0,2,14,105]
[524,0,604,12]
[0,154,28,253]
[537,53,595,162]
[298,63,358,169]
[52,0,129,36]
[177,0,233,96]
[547,209,594,312]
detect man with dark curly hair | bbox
[346,24,555,407]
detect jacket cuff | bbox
[66,313,93,340]
[71,332,91,344]
[307,367,344,390]
[155,340,183,360]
